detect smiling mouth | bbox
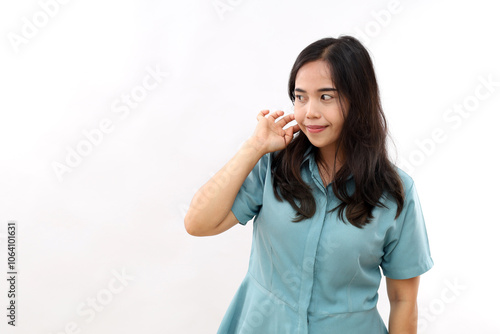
[306,126,327,133]
[306,125,327,129]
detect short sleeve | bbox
[230,152,270,226]
[380,181,434,279]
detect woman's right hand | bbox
[249,110,301,155]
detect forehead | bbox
[295,60,333,87]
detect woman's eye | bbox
[295,94,334,101]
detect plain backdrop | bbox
[1,0,499,333]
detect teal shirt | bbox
[217,146,434,334]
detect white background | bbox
[1,0,499,333]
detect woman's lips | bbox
[306,125,327,133]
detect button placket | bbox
[309,157,326,196]
[296,200,326,333]
[294,156,328,333]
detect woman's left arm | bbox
[386,276,420,334]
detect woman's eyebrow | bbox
[294,88,337,92]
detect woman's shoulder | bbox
[392,163,416,194]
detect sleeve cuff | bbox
[383,257,434,280]
[231,199,255,226]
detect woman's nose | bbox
[306,100,321,118]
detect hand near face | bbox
[250,110,300,155]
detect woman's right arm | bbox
[184,110,299,236]
[184,137,266,236]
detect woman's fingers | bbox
[283,123,301,144]
[257,109,298,132]
[257,110,286,120]
[253,109,300,151]
[267,110,284,120]
[284,125,296,146]
[256,109,270,121]
[257,109,294,119]
[275,113,295,127]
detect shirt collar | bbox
[300,145,353,181]
[301,145,314,166]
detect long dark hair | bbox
[271,35,405,228]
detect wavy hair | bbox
[270,35,405,228]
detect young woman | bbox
[185,35,433,334]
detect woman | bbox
[185,35,433,334]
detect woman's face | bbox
[293,60,349,159]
